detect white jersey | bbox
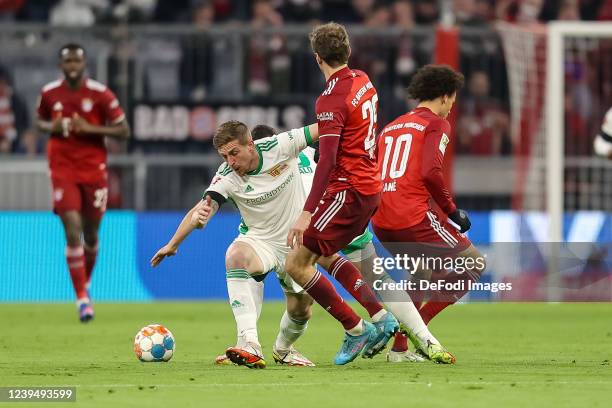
[298,146,317,193]
[206,126,314,246]
[594,107,612,158]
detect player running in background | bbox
[371,65,485,359]
[594,106,612,159]
[36,44,130,323]
[255,125,454,364]
[284,22,398,365]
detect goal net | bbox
[498,21,612,242]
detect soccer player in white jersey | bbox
[594,107,612,159]
[151,121,321,368]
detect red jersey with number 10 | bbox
[372,107,457,230]
[37,78,125,183]
[315,67,382,195]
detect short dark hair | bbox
[309,22,350,68]
[213,120,250,149]
[407,65,465,101]
[251,125,277,141]
[59,43,86,59]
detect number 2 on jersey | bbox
[362,94,378,158]
[381,133,412,179]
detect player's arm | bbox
[35,92,63,134]
[36,117,63,134]
[150,195,222,267]
[421,122,471,233]
[71,114,130,140]
[287,100,345,248]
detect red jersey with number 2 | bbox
[372,107,457,230]
[37,78,125,183]
[315,67,381,195]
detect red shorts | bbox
[372,209,471,257]
[303,188,380,257]
[51,178,108,220]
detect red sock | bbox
[303,270,361,330]
[66,246,88,299]
[391,332,408,352]
[419,302,451,325]
[419,269,482,324]
[84,243,98,283]
[329,257,383,318]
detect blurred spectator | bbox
[393,0,417,88]
[49,0,99,26]
[474,0,495,21]
[0,0,24,21]
[247,0,287,95]
[454,0,489,25]
[351,2,392,91]
[0,66,33,154]
[456,71,511,155]
[111,0,158,23]
[278,0,322,23]
[496,0,544,23]
[413,0,439,24]
[180,0,216,100]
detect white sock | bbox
[346,320,364,336]
[226,269,260,347]
[248,278,264,320]
[274,310,308,351]
[371,309,387,322]
[368,273,440,346]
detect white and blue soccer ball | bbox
[134,324,175,362]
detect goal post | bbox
[546,22,612,243]
[498,21,612,242]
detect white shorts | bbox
[233,235,305,294]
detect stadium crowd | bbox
[0,0,610,156]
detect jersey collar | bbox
[246,144,263,176]
[326,66,351,85]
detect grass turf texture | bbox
[1,303,610,408]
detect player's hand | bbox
[191,196,213,229]
[448,209,471,233]
[71,113,94,134]
[50,117,66,133]
[287,211,312,249]
[150,244,178,267]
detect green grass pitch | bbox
[1,302,611,407]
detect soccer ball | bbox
[134,324,175,362]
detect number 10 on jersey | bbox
[381,133,413,180]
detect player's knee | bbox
[287,304,312,322]
[225,246,249,270]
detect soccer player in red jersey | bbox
[284,23,398,365]
[371,65,486,357]
[36,44,130,323]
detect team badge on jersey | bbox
[439,133,450,155]
[267,163,288,177]
[81,98,93,112]
[52,101,63,112]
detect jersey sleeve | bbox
[36,92,51,120]
[421,119,457,215]
[316,94,347,138]
[203,163,234,203]
[99,88,125,124]
[274,126,314,160]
